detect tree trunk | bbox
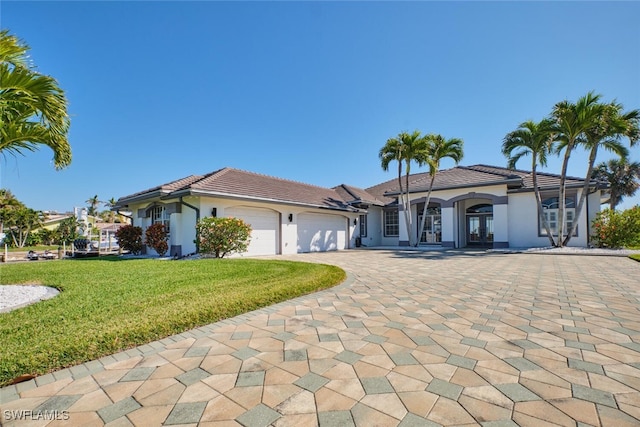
[417,174,436,247]
[532,163,556,246]
[404,171,413,246]
[557,146,572,247]
[563,145,598,246]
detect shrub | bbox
[115,225,144,255]
[145,223,169,257]
[591,206,640,249]
[196,217,252,258]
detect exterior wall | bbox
[507,189,594,248]
[587,191,600,246]
[360,207,383,247]
[126,196,358,256]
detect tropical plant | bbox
[592,158,640,210]
[115,224,144,255]
[56,216,81,245]
[416,134,463,245]
[3,206,44,247]
[0,30,71,169]
[563,101,639,245]
[100,197,118,223]
[379,131,428,246]
[145,223,169,257]
[196,217,252,258]
[86,195,100,216]
[502,119,557,246]
[551,91,603,246]
[0,188,23,236]
[591,206,640,248]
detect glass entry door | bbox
[467,214,493,246]
[418,214,442,244]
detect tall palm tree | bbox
[0,30,71,169]
[502,119,557,246]
[379,131,427,246]
[86,195,100,216]
[563,101,639,245]
[551,91,603,246]
[592,159,640,210]
[416,134,463,246]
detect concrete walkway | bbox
[1,250,639,426]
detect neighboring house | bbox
[114,164,608,256]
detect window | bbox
[540,196,576,236]
[359,215,367,237]
[384,210,399,237]
[151,205,170,235]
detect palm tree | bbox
[416,134,463,246]
[0,30,71,169]
[379,131,427,246]
[86,195,100,216]
[551,91,603,246]
[563,101,639,245]
[101,197,118,223]
[592,159,640,210]
[502,119,557,246]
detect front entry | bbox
[466,204,493,247]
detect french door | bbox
[467,214,493,246]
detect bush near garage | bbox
[196,217,252,258]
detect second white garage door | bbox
[226,207,279,256]
[297,213,347,253]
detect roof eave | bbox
[170,189,363,213]
[384,178,522,197]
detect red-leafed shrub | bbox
[115,225,144,255]
[145,223,169,257]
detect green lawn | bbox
[0,257,345,386]
[630,254,640,262]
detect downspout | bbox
[180,197,200,253]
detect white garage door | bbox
[226,207,279,256]
[297,213,347,253]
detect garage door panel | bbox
[297,213,346,253]
[226,207,279,256]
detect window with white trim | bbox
[151,206,170,235]
[540,196,576,236]
[384,210,399,237]
[359,215,368,237]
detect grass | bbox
[0,256,345,386]
[630,254,640,262]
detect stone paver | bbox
[1,249,640,426]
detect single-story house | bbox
[114,164,608,256]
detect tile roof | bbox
[117,165,600,211]
[365,164,596,201]
[332,184,386,207]
[117,168,359,212]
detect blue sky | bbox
[1,1,639,213]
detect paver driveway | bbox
[1,250,639,426]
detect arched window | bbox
[540,196,576,237]
[466,204,493,214]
